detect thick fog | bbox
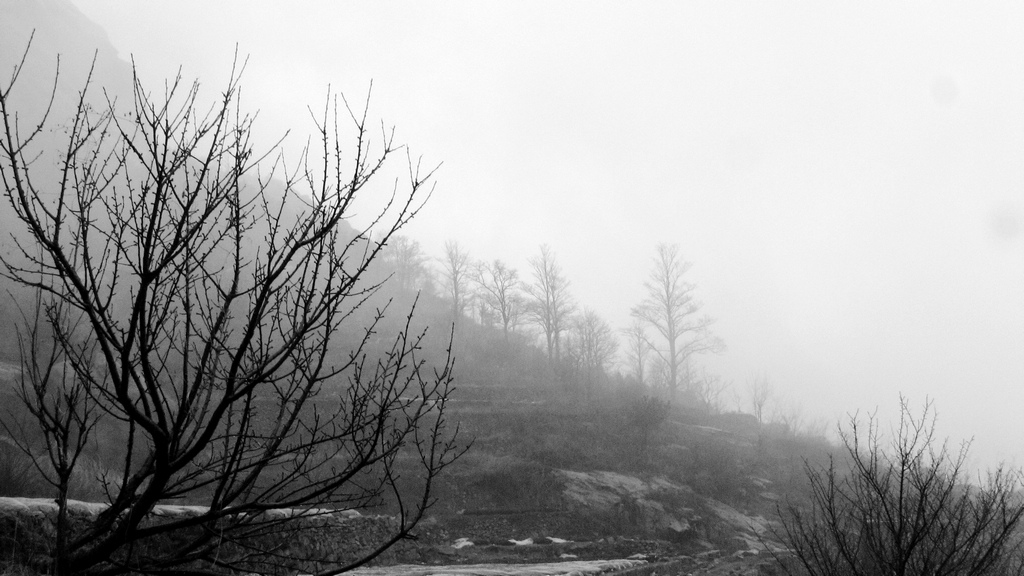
[68,1,1024,467]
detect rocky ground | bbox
[0,495,787,576]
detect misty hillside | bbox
[0,0,128,92]
[2,3,1022,576]
[0,0,129,359]
[0,0,829,536]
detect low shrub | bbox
[0,439,36,498]
[686,437,746,500]
[459,453,564,511]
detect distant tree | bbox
[476,299,495,327]
[438,240,472,326]
[381,234,429,293]
[647,356,671,394]
[773,398,1024,576]
[748,372,773,425]
[692,365,729,415]
[631,244,723,401]
[773,400,806,436]
[0,50,463,575]
[473,259,522,341]
[524,245,575,362]
[622,319,651,387]
[565,309,618,395]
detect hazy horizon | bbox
[22,1,1024,468]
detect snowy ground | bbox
[0,497,363,520]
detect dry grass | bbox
[0,564,40,576]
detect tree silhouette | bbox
[438,240,472,327]
[472,259,522,341]
[0,47,463,576]
[631,244,722,400]
[524,245,575,362]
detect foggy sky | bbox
[66,1,1024,467]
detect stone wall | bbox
[0,497,399,574]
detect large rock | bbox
[555,470,696,541]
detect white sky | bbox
[63,1,1024,467]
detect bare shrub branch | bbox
[772,397,1024,576]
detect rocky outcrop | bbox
[556,470,698,541]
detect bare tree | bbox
[622,319,651,387]
[773,400,806,436]
[631,244,723,401]
[473,259,522,341]
[692,365,729,415]
[773,398,1024,576]
[748,372,773,425]
[564,309,618,396]
[647,356,671,394]
[524,244,575,362]
[381,234,429,293]
[0,50,463,576]
[438,240,471,326]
